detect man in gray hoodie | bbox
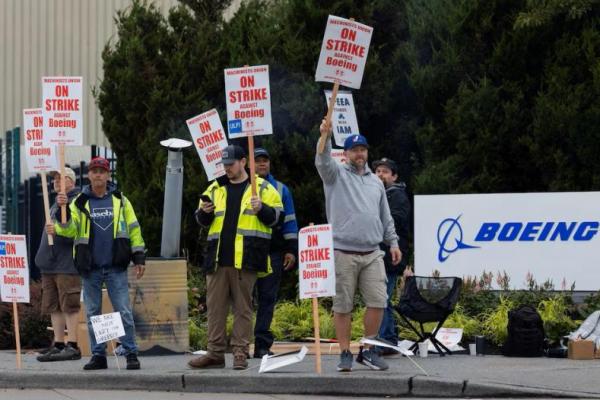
[315,119,402,372]
[35,167,81,362]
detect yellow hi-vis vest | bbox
[201,176,283,275]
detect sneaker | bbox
[83,355,108,370]
[357,347,389,371]
[188,355,225,369]
[253,348,274,359]
[36,346,62,362]
[337,350,353,372]
[233,352,248,370]
[126,353,141,370]
[48,344,81,361]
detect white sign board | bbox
[42,77,83,146]
[331,149,346,165]
[186,109,228,180]
[324,90,359,147]
[315,15,373,89]
[90,312,126,344]
[224,65,272,138]
[298,224,335,299]
[429,328,463,353]
[259,346,308,373]
[0,235,30,303]
[23,108,58,173]
[415,192,600,290]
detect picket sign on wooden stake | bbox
[12,302,21,369]
[309,222,322,374]
[243,65,258,196]
[40,173,54,245]
[58,143,67,223]
[318,81,340,154]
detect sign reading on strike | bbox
[298,224,335,299]
[0,235,30,303]
[224,65,272,138]
[187,109,228,181]
[90,312,126,344]
[324,90,360,146]
[315,15,373,89]
[23,108,57,173]
[42,77,83,146]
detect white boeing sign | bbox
[415,192,600,290]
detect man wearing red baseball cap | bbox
[53,156,146,371]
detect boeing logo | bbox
[437,215,479,262]
[436,216,599,262]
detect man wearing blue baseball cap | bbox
[315,120,402,372]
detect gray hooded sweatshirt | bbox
[315,138,399,252]
[35,189,80,274]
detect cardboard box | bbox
[568,340,595,360]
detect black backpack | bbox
[502,305,545,357]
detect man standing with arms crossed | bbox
[315,120,402,372]
[253,148,299,358]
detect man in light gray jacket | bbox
[315,119,402,372]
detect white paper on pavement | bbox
[259,346,308,373]
[429,328,464,352]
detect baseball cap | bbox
[344,134,369,151]
[89,157,110,172]
[254,147,270,159]
[221,145,246,165]
[49,167,76,182]
[372,158,398,175]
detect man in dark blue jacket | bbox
[253,148,299,358]
[372,158,411,354]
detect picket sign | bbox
[299,223,336,374]
[42,77,83,223]
[91,312,126,371]
[315,16,373,153]
[0,235,31,369]
[186,109,228,181]
[23,108,56,245]
[323,91,360,147]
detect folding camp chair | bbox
[394,276,462,356]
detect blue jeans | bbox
[83,268,137,356]
[254,252,283,350]
[378,270,400,343]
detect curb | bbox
[0,370,598,398]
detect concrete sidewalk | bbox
[0,350,599,398]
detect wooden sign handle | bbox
[318,80,340,154]
[243,65,257,197]
[312,296,322,374]
[41,173,54,246]
[58,143,67,224]
[13,302,21,369]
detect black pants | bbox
[254,252,283,350]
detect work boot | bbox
[337,350,353,372]
[126,353,141,370]
[188,355,225,369]
[83,355,108,370]
[233,352,248,370]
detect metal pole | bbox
[12,128,20,233]
[160,149,184,258]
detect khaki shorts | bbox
[41,274,82,314]
[332,250,387,313]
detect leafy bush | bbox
[537,295,579,343]
[481,296,515,346]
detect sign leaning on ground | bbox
[186,109,228,181]
[0,235,30,303]
[224,65,272,138]
[90,312,126,344]
[23,108,58,173]
[315,15,374,89]
[298,224,336,299]
[324,90,359,146]
[415,192,600,290]
[42,77,83,146]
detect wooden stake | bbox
[248,134,257,196]
[318,80,340,154]
[312,297,322,374]
[40,172,54,246]
[12,302,21,369]
[58,143,67,223]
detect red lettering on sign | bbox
[199,121,211,134]
[240,75,255,88]
[55,85,69,97]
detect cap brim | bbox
[221,159,235,166]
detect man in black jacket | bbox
[372,158,411,352]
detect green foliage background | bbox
[96,0,600,301]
